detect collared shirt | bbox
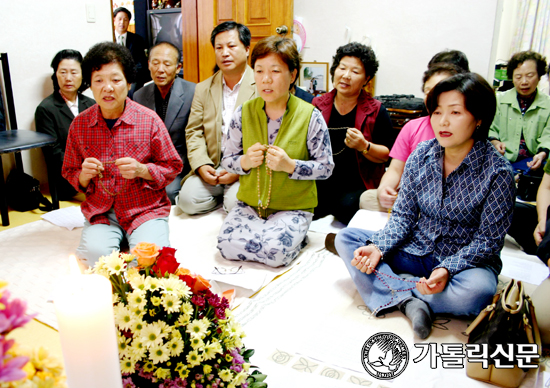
[62,99,183,234]
[58,90,79,117]
[221,74,244,136]
[221,105,334,180]
[370,139,515,277]
[115,31,127,46]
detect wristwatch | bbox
[362,141,371,156]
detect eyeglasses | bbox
[212,266,244,275]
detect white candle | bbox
[54,257,123,388]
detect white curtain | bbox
[511,0,550,58]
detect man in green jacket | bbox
[489,51,550,172]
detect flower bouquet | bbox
[0,281,67,388]
[89,243,267,388]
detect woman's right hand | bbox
[351,245,382,274]
[378,186,399,209]
[241,142,267,172]
[79,157,103,188]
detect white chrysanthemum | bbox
[140,322,164,348]
[120,252,135,263]
[113,304,133,331]
[120,357,136,374]
[130,318,146,333]
[127,269,146,291]
[203,340,223,360]
[190,336,204,350]
[161,293,182,314]
[129,339,147,362]
[104,252,126,275]
[128,289,147,310]
[118,335,132,358]
[187,319,209,339]
[156,320,171,336]
[149,343,170,364]
[176,313,191,327]
[144,276,160,292]
[186,350,202,367]
[160,276,191,298]
[181,302,193,315]
[167,336,184,357]
[112,293,121,305]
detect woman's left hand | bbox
[416,267,449,295]
[527,151,547,170]
[266,145,296,174]
[345,128,368,151]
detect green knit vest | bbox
[237,94,317,212]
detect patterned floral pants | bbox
[217,201,312,267]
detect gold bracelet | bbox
[362,141,371,156]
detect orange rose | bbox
[193,274,211,293]
[131,242,160,267]
[176,268,211,293]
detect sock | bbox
[399,297,432,339]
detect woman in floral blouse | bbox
[216,36,334,267]
[334,73,515,339]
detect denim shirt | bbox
[371,138,515,277]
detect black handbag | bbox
[465,279,541,388]
[5,169,53,212]
[516,172,542,202]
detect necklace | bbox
[98,161,126,196]
[256,145,273,217]
[328,127,349,156]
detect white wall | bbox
[295,0,500,96]
[1,0,113,184]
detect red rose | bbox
[152,247,179,277]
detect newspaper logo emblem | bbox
[361,332,409,379]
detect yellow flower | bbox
[143,361,155,372]
[203,365,212,375]
[118,335,132,358]
[234,371,248,386]
[186,350,202,367]
[120,253,135,263]
[180,302,193,315]
[203,340,223,360]
[154,367,171,380]
[151,296,162,306]
[219,369,233,382]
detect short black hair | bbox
[426,73,496,141]
[428,50,470,72]
[507,51,547,80]
[330,42,379,84]
[81,41,136,85]
[50,49,88,92]
[113,7,131,20]
[149,41,182,64]
[210,21,251,48]
[421,63,464,92]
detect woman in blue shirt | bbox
[334,73,515,339]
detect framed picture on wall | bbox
[299,62,329,96]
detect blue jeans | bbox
[76,208,170,267]
[334,228,497,316]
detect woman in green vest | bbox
[216,36,334,267]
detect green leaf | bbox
[251,373,267,382]
[243,349,255,359]
[249,382,268,388]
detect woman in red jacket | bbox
[312,42,397,224]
